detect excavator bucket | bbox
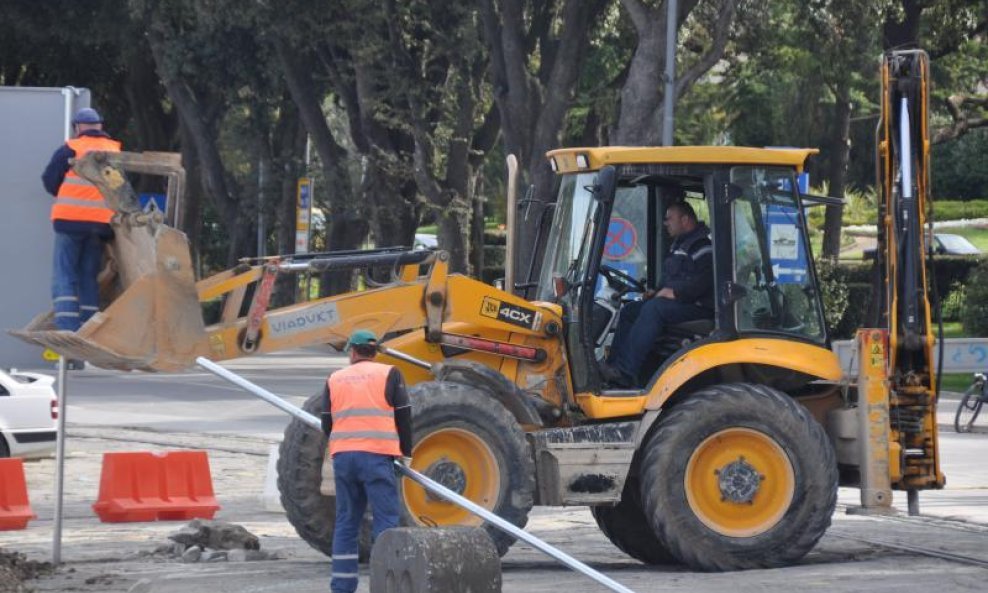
[10,151,208,371]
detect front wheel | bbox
[401,381,535,556]
[954,383,984,433]
[639,383,837,571]
[277,392,372,559]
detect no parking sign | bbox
[604,217,637,260]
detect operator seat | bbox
[638,317,716,384]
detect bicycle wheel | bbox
[954,384,984,433]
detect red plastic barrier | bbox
[92,450,220,523]
[0,458,36,530]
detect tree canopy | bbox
[3,0,985,275]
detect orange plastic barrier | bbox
[0,458,36,530]
[92,450,220,523]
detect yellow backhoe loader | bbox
[12,50,942,571]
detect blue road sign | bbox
[138,192,167,213]
[765,204,807,284]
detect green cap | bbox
[345,329,379,351]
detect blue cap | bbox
[72,107,103,124]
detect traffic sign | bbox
[138,193,167,213]
[604,218,637,260]
[296,178,313,254]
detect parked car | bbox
[0,369,57,458]
[932,233,981,255]
[864,233,982,259]
[414,233,438,250]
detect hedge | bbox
[824,256,983,339]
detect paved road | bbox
[37,348,348,439]
[7,350,988,592]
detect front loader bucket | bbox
[10,152,207,371]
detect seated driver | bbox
[601,201,714,388]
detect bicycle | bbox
[954,372,987,433]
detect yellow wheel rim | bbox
[402,427,500,527]
[684,427,794,538]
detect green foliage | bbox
[815,258,850,331]
[940,282,966,322]
[961,259,988,337]
[931,199,988,220]
[805,183,879,227]
[932,131,988,200]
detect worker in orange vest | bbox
[41,107,121,332]
[320,329,412,593]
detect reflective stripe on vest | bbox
[328,361,400,457]
[52,136,121,223]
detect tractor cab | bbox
[535,147,828,393]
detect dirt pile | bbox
[0,549,53,593]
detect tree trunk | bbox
[481,0,606,296]
[147,27,243,266]
[822,83,852,259]
[177,119,204,274]
[882,0,923,50]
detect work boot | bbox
[599,363,635,388]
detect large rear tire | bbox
[591,478,677,565]
[277,392,371,559]
[639,383,837,571]
[401,381,535,556]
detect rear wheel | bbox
[401,381,534,556]
[639,383,837,571]
[591,479,677,565]
[954,384,984,433]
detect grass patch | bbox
[941,373,976,393]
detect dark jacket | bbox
[660,222,714,310]
[41,129,115,238]
[320,360,413,457]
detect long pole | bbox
[504,154,519,294]
[52,356,68,564]
[662,0,678,147]
[195,357,637,593]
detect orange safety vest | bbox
[328,361,401,457]
[51,136,122,223]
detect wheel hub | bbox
[715,456,763,504]
[423,458,467,501]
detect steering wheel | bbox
[599,264,646,294]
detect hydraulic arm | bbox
[876,49,944,492]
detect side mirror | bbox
[593,166,617,203]
[493,278,505,291]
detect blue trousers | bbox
[52,231,104,331]
[608,297,712,381]
[331,451,400,593]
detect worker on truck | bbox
[601,200,714,387]
[320,329,413,593]
[40,107,121,332]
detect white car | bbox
[0,369,57,459]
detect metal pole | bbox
[257,158,267,259]
[504,154,518,294]
[196,357,320,427]
[195,357,638,593]
[378,346,433,371]
[395,463,636,593]
[52,356,69,564]
[661,0,678,147]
